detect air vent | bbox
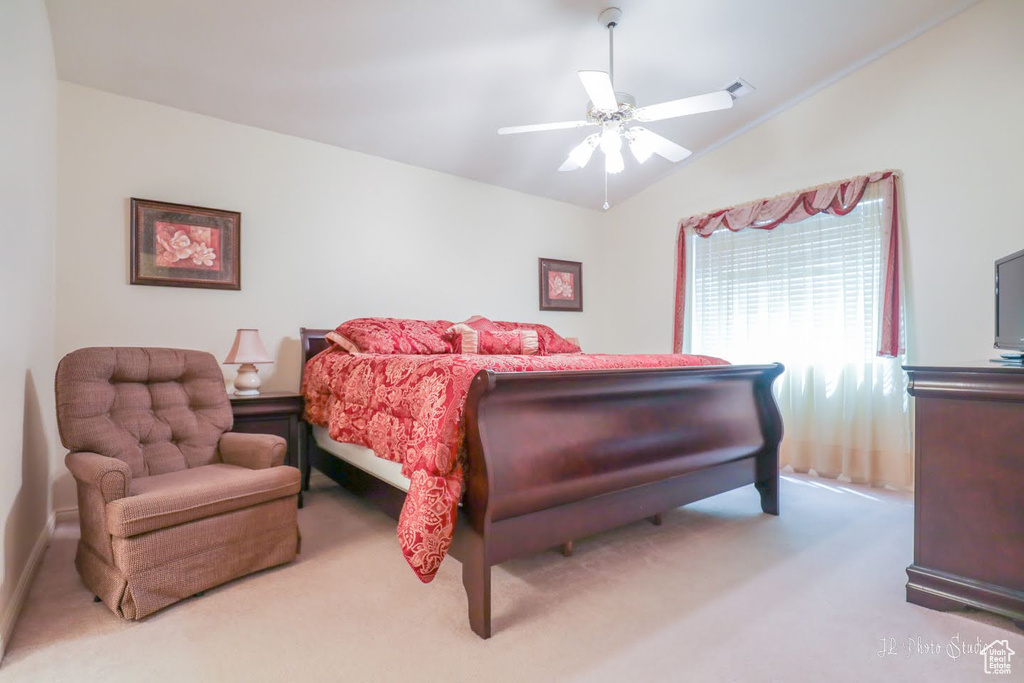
[723,78,755,100]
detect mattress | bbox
[312,425,411,492]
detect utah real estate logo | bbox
[979,639,1015,676]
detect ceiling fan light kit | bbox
[498,7,741,209]
[559,135,599,172]
[625,128,653,164]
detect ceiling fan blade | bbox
[631,127,692,163]
[634,91,733,123]
[577,70,619,112]
[497,120,594,135]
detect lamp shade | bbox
[223,329,273,365]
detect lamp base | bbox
[233,363,262,396]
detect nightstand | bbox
[229,391,305,505]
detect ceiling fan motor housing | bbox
[587,92,636,126]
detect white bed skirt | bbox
[312,425,412,492]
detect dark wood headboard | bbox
[299,327,332,386]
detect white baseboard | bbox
[53,507,78,525]
[0,512,56,662]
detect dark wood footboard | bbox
[299,328,784,639]
[455,363,784,638]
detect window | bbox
[685,182,911,488]
[690,194,883,367]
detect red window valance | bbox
[673,171,902,357]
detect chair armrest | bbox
[65,451,131,504]
[219,432,287,470]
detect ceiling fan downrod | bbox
[602,7,619,88]
[599,7,621,211]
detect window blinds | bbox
[690,192,884,368]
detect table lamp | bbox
[223,328,273,396]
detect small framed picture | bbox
[539,258,583,312]
[130,198,241,290]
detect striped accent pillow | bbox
[448,326,539,355]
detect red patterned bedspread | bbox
[302,348,727,582]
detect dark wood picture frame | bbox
[130,198,241,290]
[539,258,583,312]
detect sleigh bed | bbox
[299,325,784,639]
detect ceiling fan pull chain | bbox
[603,170,610,211]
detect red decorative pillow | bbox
[492,321,581,354]
[326,318,454,354]
[449,325,539,355]
[461,315,498,332]
[481,330,538,355]
[445,316,498,353]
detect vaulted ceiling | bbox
[45,0,975,209]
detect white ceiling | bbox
[45,0,975,210]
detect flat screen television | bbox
[995,248,1024,354]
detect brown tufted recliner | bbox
[55,347,301,619]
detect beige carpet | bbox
[1,473,1020,682]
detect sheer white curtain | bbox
[686,183,912,489]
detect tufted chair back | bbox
[55,348,234,478]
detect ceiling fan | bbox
[497,7,736,208]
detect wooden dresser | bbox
[904,363,1024,628]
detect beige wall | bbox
[0,0,58,657]
[591,0,1024,363]
[55,82,606,507]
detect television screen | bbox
[995,249,1024,351]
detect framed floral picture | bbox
[539,258,583,312]
[130,198,241,290]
